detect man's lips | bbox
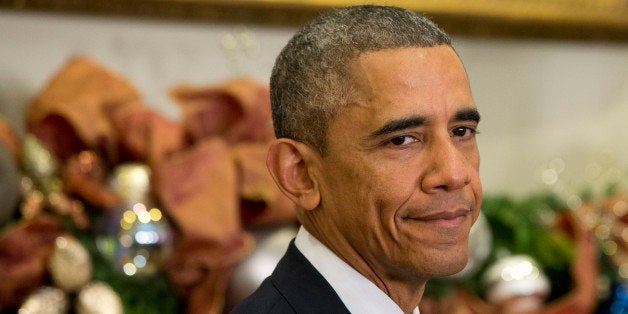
[404,209,471,228]
[415,209,470,221]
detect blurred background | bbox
[0,1,626,313]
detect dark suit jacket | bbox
[230,240,351,313]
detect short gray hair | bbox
[270,5,451,154]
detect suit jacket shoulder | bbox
[230,240,350,314]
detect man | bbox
[231,4,482,314]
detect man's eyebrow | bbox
[369,116,426,138]
[368,108,479,139]
[454,108,481,123]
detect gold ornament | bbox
[108,163,151,203]
[48,236,93,292]
[21,133,58,180]
[19,286,69,314]
[19,134,87,225]
[76,281,123,314]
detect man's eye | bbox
[451,126,476,138]
[389,136,416,146]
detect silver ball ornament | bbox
[227,225,298,306]
[483,254,550,310]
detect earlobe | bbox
[266,139,321,211]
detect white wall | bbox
[1,10,627,199]
[455,37,628,200]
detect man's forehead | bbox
[346,46,464,92]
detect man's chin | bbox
[426,252,469,278]
[442,260,469,277]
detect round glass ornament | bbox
[96,163,173,277]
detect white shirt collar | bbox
[294,226,420,314]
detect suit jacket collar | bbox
[271,240,351,313]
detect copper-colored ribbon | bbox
[22,56,295,313]
[0,215,67,311]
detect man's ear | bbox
[266,139,321,211]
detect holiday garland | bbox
[0,56,625,313]
[4,165,623,313]
[425,189,626,313]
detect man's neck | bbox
[297,226,425,314]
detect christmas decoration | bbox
[0,55,625,313]
[96,163,173,277]
[483,254,551,312]
[225,224,298,309]
[608,283,628,314]
[19,134,89,228]
[0,214,66,311]
[19,286,69,314]
[597,192,627,281]
[422,193,602,313]
[76,281,123,314]
[48,235,93,292]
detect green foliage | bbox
[75,229,182,314]
[481,193,574,270]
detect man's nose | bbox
[420,137,471,193]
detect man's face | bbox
[314,45,482,280]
